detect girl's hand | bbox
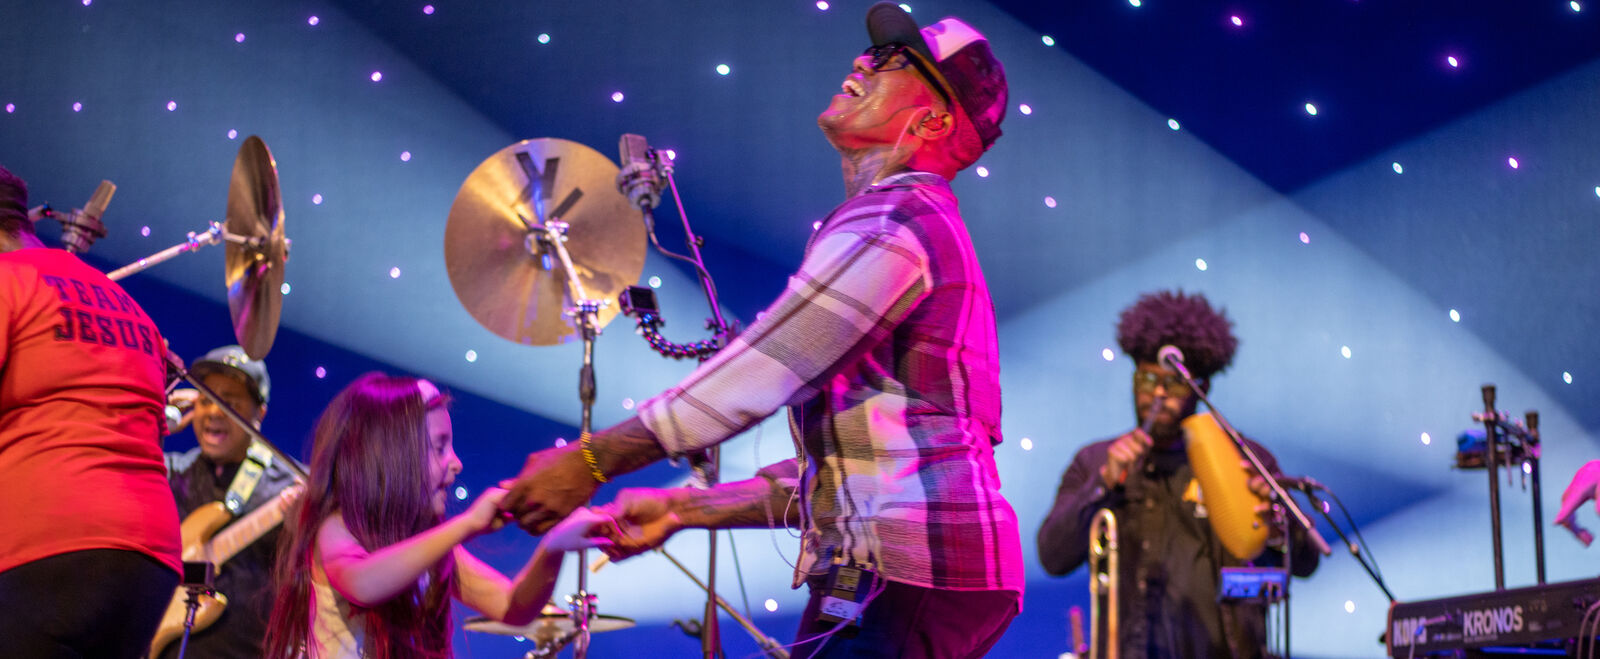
[541,508,618,553]
[461,487,511,536]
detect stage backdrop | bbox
[3,1,1596,656]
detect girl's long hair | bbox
[264,373,456,659]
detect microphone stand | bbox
[621,143,738,658]
[1163,356,1331,558]
[1296,487,1396,603]
[1161,352,1331,659]
[658,163,735,659]
[163,352,308,482]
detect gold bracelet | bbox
[579,431,607,484]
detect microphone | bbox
[1279,475,1326,493]
[616,134,663,210]
[1157,344,1192,381]
[57,180,115,253]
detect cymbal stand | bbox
[620,141,739,659]
[655,548,789,659]
[106,221,283,282]
[525,215,606,659]
[163,351,308,482]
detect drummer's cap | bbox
[192,345,271,406]
[0,164,31,236]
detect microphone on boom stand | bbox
[32,180,115,253]
[618,133,664,211]
[615,132,732,659]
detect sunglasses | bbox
[1132,370,1198,398]
[862,43,954,108]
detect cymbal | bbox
[444,138,645,346]
[463,608,636,641]
[224,135,287,361]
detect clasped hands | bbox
[490,443,688,562]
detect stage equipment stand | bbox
[1469,385,1546,589]
[616,133,740,659]
[1160,349,1331,659]
[528,215,607,659]
[445,138,654,659]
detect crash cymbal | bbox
[224,135,287,361]
[463,608,636,641]
[444,138,644,346]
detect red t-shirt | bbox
[0,248,181,575]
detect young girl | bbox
[264,373,610,659]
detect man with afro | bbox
[1037,290,1319,658]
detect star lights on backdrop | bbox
[6,0,1578,413]
[7,4,1594,641]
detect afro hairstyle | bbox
[1115,289,1238,379]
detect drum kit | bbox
[441,135,778,658]
[55,132,783,658]
[45,136,302,473]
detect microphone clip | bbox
[617,160,664,211]
[36,203,109,254]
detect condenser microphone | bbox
[57,180,115,253]
[1157,344,1193,381]
[617,133,662,210]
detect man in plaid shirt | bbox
[502,4,1021,655]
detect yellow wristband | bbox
[579,431,607,484]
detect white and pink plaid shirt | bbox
[639,171,1023,594]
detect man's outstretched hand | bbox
[593,487,685,562]
[499,444,601,535]
[1555,460,1600,547]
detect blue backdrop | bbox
[3,1,1597,656]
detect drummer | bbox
[0,164,183,657]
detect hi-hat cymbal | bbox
[445,138,645,346]
[463,608,636,641]
[224,135,287,361]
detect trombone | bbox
[1088,508,1119,659]
[1089,393,1160,659]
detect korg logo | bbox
[1462,606,1523,638]
[1391,617,1427,646]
